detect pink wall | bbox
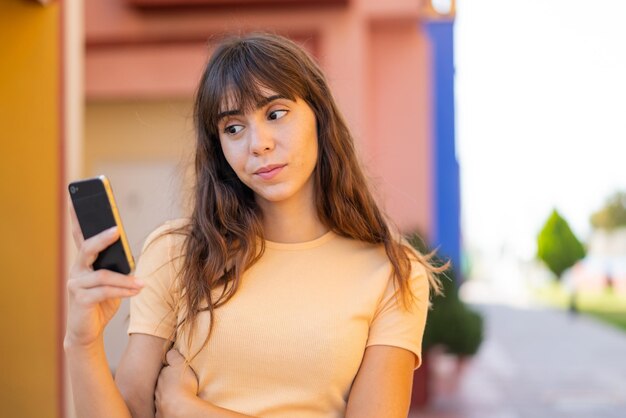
[85,0,434,237]
[368,21,432,236]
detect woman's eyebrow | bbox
[217,94,286,122]
[217,109,241,121]
[256,94,285,109]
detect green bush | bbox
[536,209,585,279]
[422,270,484,356]
[406,233,484,356]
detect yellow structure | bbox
[0,0,62,417]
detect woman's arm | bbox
[344,345,416,418]
[66,333,166,418]
[156,346,415,418]
[116,334,170,418]
[64,206,162,418]
[65,337,133,418]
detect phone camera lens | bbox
[70,186,77,194]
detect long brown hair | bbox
[169,33,445,358]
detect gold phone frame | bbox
[98,175,136,272]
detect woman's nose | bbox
[249,122,275,156]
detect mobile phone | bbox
[68,175,135,274]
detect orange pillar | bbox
[0,1,63,417]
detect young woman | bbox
[65,33,443,418]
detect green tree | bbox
[537,209,586,279]
[590,191,626,230]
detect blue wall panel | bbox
[425,20,461,278]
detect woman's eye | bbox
[224,124,244,135]
[268,110,288,120]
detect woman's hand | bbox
[64,205,144,349]
[155,349,202,418]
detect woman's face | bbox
[217,89,319,208]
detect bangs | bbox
[205,39,309,129]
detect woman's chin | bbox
[256,193,293,204]
[253,187,301,206]
[252,177,314,207]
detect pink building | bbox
[0,0,459,416]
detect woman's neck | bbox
[263,219,328,244]
[256,188,328,244]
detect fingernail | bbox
[107,226,118,235]
[134,279,144,287]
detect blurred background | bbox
[2,0,625,417]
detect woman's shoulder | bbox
[134,219,190,281]
[332,232,425,276]
[140,218,191,253]
[153,217,191,234]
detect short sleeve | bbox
[365,263,430,369]
[128,221,182,339]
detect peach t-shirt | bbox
[129,220,429,418]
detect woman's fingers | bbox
[74,226,120,272]
[165,349,185,367]
[73,285,141,305]
[67,270,143,301]
[78,269,143,290]
[64,267,142,348]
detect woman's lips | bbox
[255,164,286,180]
